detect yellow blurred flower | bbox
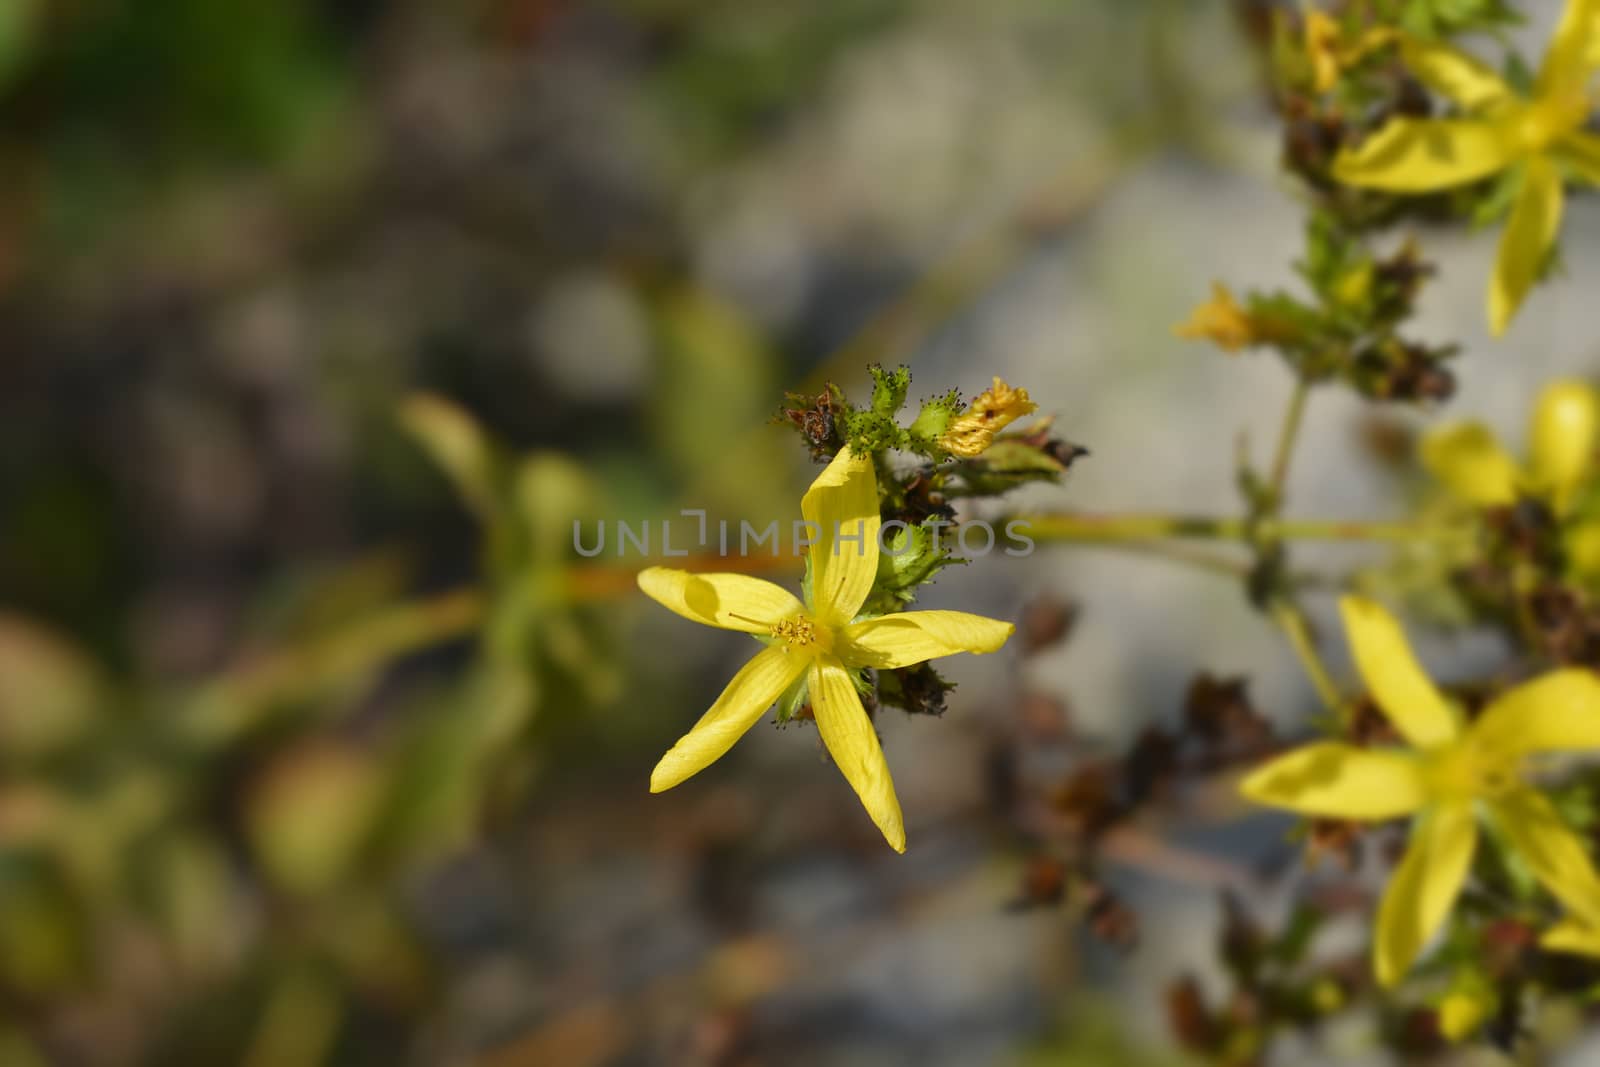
[1173,283,1263,353]
[1240,596,1600,986]
[938,377,1038,459]
[1421,380,1600,514]
[1437,987,1495,1041]
[1330,1,1600,335]
[637,446,1014,851]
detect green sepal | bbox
[866,519,962,612]
[775,672,810,725]
[868,363,912,418]
[907,388,963,448]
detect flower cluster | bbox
[641,370,1077,851]
[634,2,1600,1057]
[1158,0,1600,1052]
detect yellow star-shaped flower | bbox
[1241,596,1600,985]
[637,446,1015,851]
[1330,0,1600,335]
[1421,379,1600,573]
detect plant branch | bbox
[1014,512,1442,544]
[178,588,486,746]
[1267,379,1311,504]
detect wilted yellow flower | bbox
[1330,1,1600,334]
[1422,376,1600,535]
[637,446,1014,851]
[1305,11,1343,94]
[1240,596,1600,986]
[1172,283,1262,353]
[1304,10,1396,95]
[938,377,1038,459]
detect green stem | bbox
[1271,601,1345,716]
[1076,539,1254,578]
[1013,512,1440,544]
[1267,380,1311,503]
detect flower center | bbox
[773,615,832,654]
[1516,91,1588,152]
[1425,743,1520,802]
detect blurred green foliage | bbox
[638,0,907,158]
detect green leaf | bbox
[398,393,502,521]
[515,453,595,564]
[975,438,1069,477]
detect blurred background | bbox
[2,0,1599,1064]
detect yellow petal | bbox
[801,446,881,627]
[838,610,1014,670]
[1489,156,1564,337]
[810,657,905,852]
[1542,918,1600,956]
[1473,669,1600,755]
[1420,422,1520,506]
[1331,117,1521,193]
[1567,521,1600,577]
[650,645,808,792]
[1374,803,1476,987]
[637,567,804,633]
[1536,0,1600,100]
[1556,132,1600,185]
[1438,989,1496,1042]
[1593,0,1600,68]
[1528,379,1600,509]
[1340,596,1461,749]
[1238,742,1428,819]
[1491,789,1600,927]
[1402,38,1514,111]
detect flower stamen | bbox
[773,617,819,647]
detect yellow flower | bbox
[938,377,1038,459]
[1330,1,1600,335]
[1421,379,1599,515]
[1240,596,1600,986]
[637,446,1015,851]
[1172,283,1264,353]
